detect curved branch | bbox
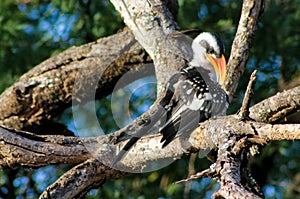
[225,0,264,99]
[250,86,300,123]
[0,126,92,169]
[0,29,152,130]
[1,112,299,198]
[111,0,192,94]
[39,158,127,199]
[0,0,265,131]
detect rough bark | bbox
[39,158,127,199]
[225,0,264,99]
[0,126,92,169]
[111,0,192,94]
[0,29,152,131]
[250,85,300,123]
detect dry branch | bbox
[250,85,300,123]
[0,29,152,130]
[39,158,127,199]
[1,103,299,198]
[238,70,257,120]
[111,0,192,94]
[0,126,92,169]
[225,0,264,99]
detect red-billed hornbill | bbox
[112,32,228,167]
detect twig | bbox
[175,163,217,184]
[238,70,257,120]
[168,29,202,38]
[183,153,197,199]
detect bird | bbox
[111,32,228,167]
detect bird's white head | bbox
[189,32,227,85]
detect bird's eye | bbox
[207,48,215,54]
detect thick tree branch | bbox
[111,0,192,94]
[0,126,92,169]
[0,0,265,132]
[39,158,127,199]
[212,134,264,199]
[0,29,152,131]
[2,111,298,199]
[1,81,298,170]
[256,123,300,141]
[0,0,181,133]
[250,85,300,123]
[225,0,264,99]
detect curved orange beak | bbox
[207,54,227,84]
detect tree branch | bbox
[0,126,92,169]
[256,123,300,141]
[250,85,300,123]
[1,103,299,198]
[0,29,152,130]
[1,80,298,170]
[225,0,264,99]
[238,70,257,120]
[110,0,192,94]
[39,158,127,199]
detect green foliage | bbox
[0,0,300,198]
[51,0,124,44]
[0,0,123,93]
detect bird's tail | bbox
[110,136,140,168]
[111,108,167,168]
